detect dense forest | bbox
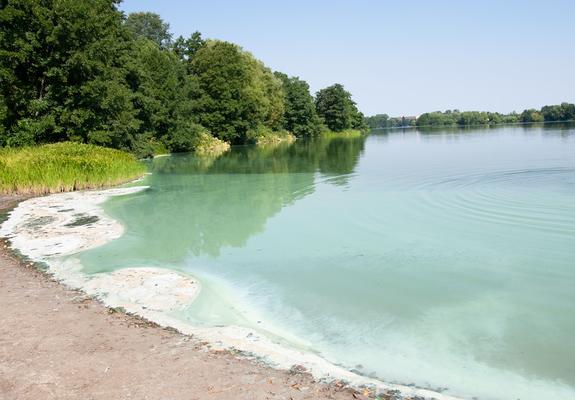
[0,0,367,157]
[366,102,575,129]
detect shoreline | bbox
[0,224,363,400]
[0,189,460,400]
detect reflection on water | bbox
[82,135,365,261]
[78,125,575,400]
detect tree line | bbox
[366,102,575,129]
[0,0,366,157]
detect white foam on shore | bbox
[1,187,147,261]
[0,188,462,400]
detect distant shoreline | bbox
[368,119,575,131]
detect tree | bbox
[0,94,7,141]
[315,84,364,132]
[352,109,368,130]
[0,0,140,148]
[190,40,284,143]
[274,72,322,138]
[365,114,390,129]
[416,111,456,127]
[173,31,205,73]
[125,38,198,156]
[416,110,496,127]
[559,102,575,121]
[1,0,370,153]
[125,12,172,48]
[457,111,489,126]
[541,105,562,122]
[488,112,502,125]
[520,109,543,123]
[501,112,519,124]
[540,103,575,122]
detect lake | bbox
[77,124,575,400]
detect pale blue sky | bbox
[119,0,575,117]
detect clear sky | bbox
[119,0,575,117]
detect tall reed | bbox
[0,142,146,195]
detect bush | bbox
[245,125,296,145]
[192,132,230,156]
[168,122,206,153]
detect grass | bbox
[321,129,365,139]
[0,142,146,195]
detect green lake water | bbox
[78,124,575,400]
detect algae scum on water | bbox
[73,126,575,400]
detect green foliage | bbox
[415,110,519,127]
[541,103,575,122]
[0,142,145,194]
[130,132,167,159]
[321,129,364,139]
[458,111,489,126]
[0,0,140,148]
[391,104,573,129]
[9,116,56,146]
[248,125,295,145]
[370,115,417,128]
[520,109,544,123]
[415,111,452,127]
[190,40,284,143]
[541,105,562,122]
[126,38,198,155]
[125,12,172,48]
[365,113,390,129]
[168,122,208,153]
[0,0,366,159]
[274,72,322,138]
[500,112,520,124]
[192,131,230,156]
[315,84,365,132]
[173,31,205,73]
[352,108,368,131]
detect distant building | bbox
[400,116,417,126]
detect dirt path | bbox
[0,196,376,400]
